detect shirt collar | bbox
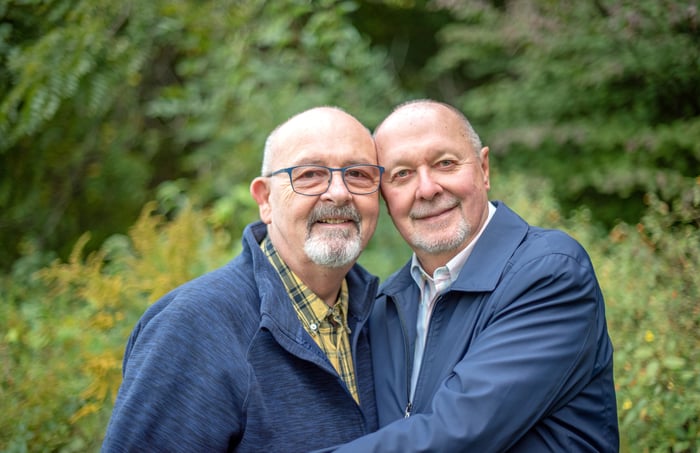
[261,235,349,327]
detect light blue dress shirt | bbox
[408,202,496,399]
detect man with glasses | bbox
[102,106,383,452]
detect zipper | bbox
[348,276,378,426]
[403,293,445,419]
[389,293,414,420]
[404,401,413,418]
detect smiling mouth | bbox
[414,208,453,221]
[318,218,351,224]
[411,199,460,221]
[308,205,361,230]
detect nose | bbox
[415,167,442,200]
[320,169,352,204]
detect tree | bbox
[424,0,700,228]
[0,0,404,269]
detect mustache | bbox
[307,204,362,227]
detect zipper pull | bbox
[404,401,413,418]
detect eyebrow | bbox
[382,149,458,166]
[289,159,378,167]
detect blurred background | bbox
[1,0,698,451]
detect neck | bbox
[415,251,456,276]
[293,263,349,307]
[266,230,352,307]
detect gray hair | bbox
[261,124,281,176]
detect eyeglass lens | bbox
[291,165,381,195]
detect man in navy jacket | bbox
[102,107,382,452]
[328,100,619,452]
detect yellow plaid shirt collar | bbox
[261,236,359,404]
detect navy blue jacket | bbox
[101,221,379,452]
[330,202,619,452]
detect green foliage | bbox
[0,0,403,269]
[359,204,413,279]
[144,0,402,204]
[1,193,238,451]
[3,173,698,451]
[605,188,700,452]
[421,0,700,228]
[2,0,699,451]
[493,171,700,452]
[1,0,174,268]
[349,0,453,93]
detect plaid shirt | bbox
[261,236,359,404]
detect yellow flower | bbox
[644,330,655,343]
[622,399,633,411]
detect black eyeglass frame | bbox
[265,164,385,196]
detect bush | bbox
[494,171,700,452]
[1,195,238,451]
[1,174,698,451]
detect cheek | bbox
[444,173,482,199]
[383,188,412,218]
[278,188,298,204]
[270,191,308,225]
[357,196,380,224]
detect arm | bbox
[327,251,606,452]
[101,296,246,452]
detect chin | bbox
[305,238,362,268]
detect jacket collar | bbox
[380,201,528,297]
[244,221,378,333]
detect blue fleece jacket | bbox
[101,221,379,452]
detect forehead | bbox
[375,105,471,164]
[273,112,376,167]
[378,104,465,137]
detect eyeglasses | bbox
[265,164,385,196]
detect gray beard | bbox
[304,205,363,268]
[304,229,362,268]
[410,218,470,255]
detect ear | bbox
[250,177,273,224]
[480,146,491,190]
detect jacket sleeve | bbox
[101,293,247,453]
[324,250,609,452]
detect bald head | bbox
[374,100,483,158]
[262,106,374,175]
